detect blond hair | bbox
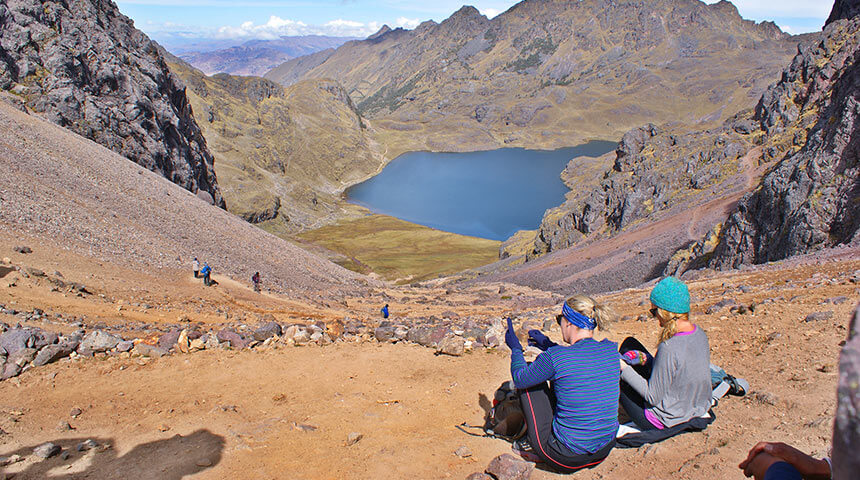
[655,308,690,344]
[565,295,614,331]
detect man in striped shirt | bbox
[506,295,620,473]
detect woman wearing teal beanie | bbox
[618,277,712,433]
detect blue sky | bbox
[115,0,833,46]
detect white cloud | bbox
[211,15,385,39]
[480,8,502,19]
[394,17,421,29]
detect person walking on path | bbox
[201,263,212,287]
[505,295,620,473]
[192,257,200,278]
[618,277,712,432]
[252,272,261,292]
[381,304,389,319]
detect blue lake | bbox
[346,141,617,241]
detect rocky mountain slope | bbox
[479,0,859,294]
[180,35,357,77]
[164,57,385,233]
[266,0,804,154]
[0,0,224,207]
[707,12,860,268]
[0,99,371,295]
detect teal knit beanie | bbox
[650,277,690,314]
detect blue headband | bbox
[562,302,596,330]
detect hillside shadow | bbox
[1,429,224,480]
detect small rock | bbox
[293,422,318,432]
[115,340,134,353]
[195,458,213,467]
[346,432,363,446]
[57,421,73,431]
[70,407,83,418]
[824,296,849,305]
[76,439,98,452]
[804,311,834,322]
[33,343,75,366]
[13,246,31,254]
[454,445,473,458]
[486,453,534,480]
[176,329,189,354]
[158,424,170,432]
[33,442,61,459]
[189,338,205,351]
[132,343,167,358]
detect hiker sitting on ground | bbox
[738,442,831,480]
[619,277,712,433]
[201,262,212,287]
[192,257,200,278]
[252,271,261,292]
[505,295,619,473]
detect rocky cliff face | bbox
[0,0,223,207]
[708,8,860,268]
[266,0,803,154]
[166,57,384,233]
[529,0,860,274]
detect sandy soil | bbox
[1,232,857,480]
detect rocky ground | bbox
[0,229,857,479]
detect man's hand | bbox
[504,318,522,352]
[527,330,556,351]
[738,442,831,480]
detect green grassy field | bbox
[296,214,500,284]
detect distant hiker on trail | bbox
[201,263,212,287]
[192,257,200,278]
[252,272,261,292]
[618,277,711,434]
[381,304,389,319]
[505,295,619,473]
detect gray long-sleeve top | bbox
[621,326,712,427]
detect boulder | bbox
[217,329,249,349]
[33,442,61,459]
[437,336,465,356]
[79,330,121,354]
[253,321,281,341]
[374,326,397,343]
[34,331,59,350]
[176,329,189,353]
[115,340,134,352]
[132,343,168,358]
[0,328,36,355]
[486,453,534,480]
[158,330,182,350]
[804,311,834,323]
[33,344,75,366]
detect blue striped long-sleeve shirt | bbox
[511,338,620,454]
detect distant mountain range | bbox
[265,0,808,156]
[177,35,358,76]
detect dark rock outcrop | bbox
[0,0,224,207]
[833,302,860,478]
[709,12,860,268]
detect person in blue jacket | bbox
[505,295,619,473]
[201,263,212,286]
[381,304,389,319]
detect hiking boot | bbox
[512,438,542,463]
[726,375,749,396]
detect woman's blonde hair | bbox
[654,308,690,344]
[565,295,614,331]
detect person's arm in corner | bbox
[738,442,831,480]
[620,343,674,406]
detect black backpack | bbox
[457,381,527,441]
